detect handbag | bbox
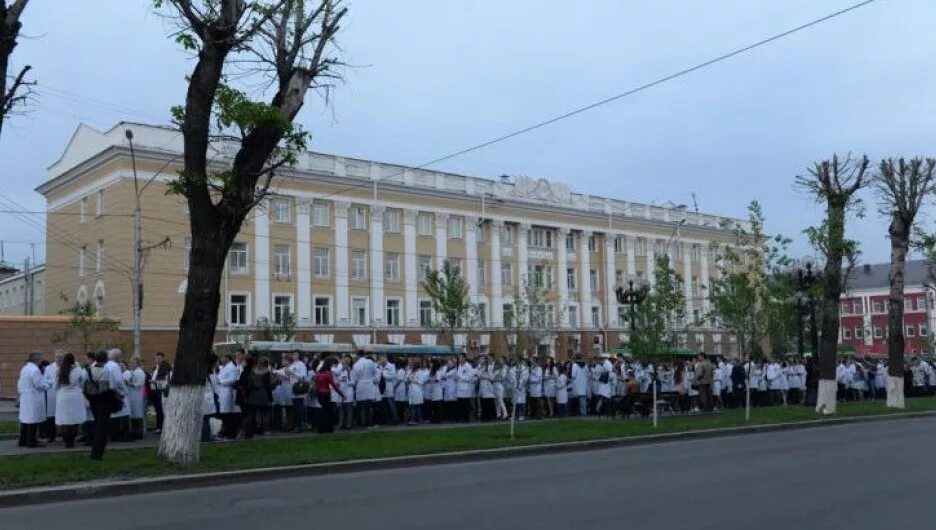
[292,381,311,395]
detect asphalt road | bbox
[3,417,935,530]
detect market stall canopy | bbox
[213,341,355,355]
[357,344,465,356]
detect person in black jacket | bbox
[241,356,274,439]
[730,358,747,409]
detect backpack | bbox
[378,373,387,395]
[84,366,124,414]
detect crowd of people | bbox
[16,346,936,459]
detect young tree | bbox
[155,0,346,465]
[0,0,34,138]
[52,299,121,352]
[502,278,559,359]
[873,157,936,409]
[625,253,685,357]
[422,260,475,353]
[795,154,870,414]
[709,201,793,357]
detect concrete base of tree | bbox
[158,385,205,465]
[815,379,838,415]
[886,375,905,409]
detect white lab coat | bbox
[571,363,588,397]
[286,361,308,402]
[18,362,50,424]
[427,369,444,401]
[596,360,613,398]
[216,361,241,413]
[55,366,88,426]
[543,367,557,398]
[874,363,886,390]
[443,366,458,401]
[528,366,544,398]
[379,363,396,399]
[393,367,408,402]
[408,368,428,405]
[456,363,476,399]
[478,365,495,399]
[123,367,147,418]
[337,365,354,404]
[105,360,130,418]
[351,357,379,402]
[204,373,221,416]
[765,363,782,390]
[44,362,59,418]
[493,365,506,399]
[556,373,569,404]
[512,365,529,405]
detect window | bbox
[635,238,647,256]
[350,205,367,230]
[448,216,464,239]
[568,305,578,327]
[477,225,487,243]
[80,197,88,223]
[183,237,191,272]
[906,325,916,337]
[591,306,600,328]
[615,269,623,287]
[351,297,368,326]
[873,326,883,339]
[503,304,515,327]
[273,295,292,324]
[502,263,513,287]
[590,269,599,291]
[693,308,701,326]
[672,243,682,261]
[528,228,553,249]
[872,300,883,314]
[843,328,852,340]
[840,302,851,315]
[567,268,576,290]
[417,213,433,236]
[920,324,928,337]
[854,327,862,338]
[565,232,575,251]
[386,299,401,326]
[229,294,248,325]
[476,303,487,326]
[79,246,86,277]
[587,235,596,252]
[385,252,401,281]
[312,202,329,227]
[96,240,103,274]
[418,255,432,281]
[273,245,291,277]
[477,260,486,287]
[853,300,862,314]
[229,242,248,273]
[384,208,401,234]
[448,258,464,277]
[691,244,701,261]
[614,235,625,254]
[351,250,367,280]
[313,297,330,326]
[272,198,290,223]
[95,190,104,218]
[530,264,552,289]
[502,225,514,247]
[419,300,433,326]
[313,247,329,277]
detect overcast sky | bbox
[1,0,934,269]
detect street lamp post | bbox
[616,280,651,423]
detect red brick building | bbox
[838,261,933,355]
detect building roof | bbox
[848,260,930,291]
[0,264,45,287]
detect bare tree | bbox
[0,0,34,138]
[795,154,869,415]
[873,157,936,409]
[155,0,346,465]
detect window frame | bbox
[385,252,401,282]
[312,202,330,227]
[385,298,402,327]
[384,208,402,234]
[229,242,249,274]
[351,250,368,280]
[351,296,369,326]
[228,292,250,326]
[272,294,294,325]
[271,198,291,224]
[313,247,330,278]
[313,296,332,326]
[273,244,292,277]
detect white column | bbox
[435,213,449,269]
[700,244,710,317]
[626,235,637,281]
[404,209,418,326]
[296,199,312,325]
[605,234,617,328]
[683,242,693,319]
[370,205,385,324]
[490,220,504,327]
[646,239,656,287]
[335,200,350,325]
[579,230,592,328]
[466,218,479,301]
[556,227,570,327]
[518,223,530,286]
[254,207,270,321]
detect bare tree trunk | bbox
[816,203,846,415]
[886,216,908,408]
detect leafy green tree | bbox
[502,278,559,359]
[154,0,347,465]
[625,253,685,358]
[52,298,120,352]
[422,260,476,353]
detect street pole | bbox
[127,130,142,359]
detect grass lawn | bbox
[2,397,935,491]
[0,421,15,436]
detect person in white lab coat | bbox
[123,356,147,439]
[477,356,496,421]
[216,353,242,438]
[455,355,476,422]
[18,352,50,448]
[377,355,399,426]
[493,357,508,420]
[426,360,445,424]
[352,354,379,427]
[105,350,130,442]
[509,360,529,420]
[594,354,614,415]
[336,355,355,429]
[543,358,558,418]
[84,350,122,459]
[442,358,458,421]
[836,361,848,401]
[392,358,409,424]
[284,354,309,432]
[202,354,221,443]
[55,353,87,448]
[527,359,544,419]
[407,359,428,425]
[42,350,64,442]
[570,358,589,417]
[555,363,569,417]
[765,360,782,407]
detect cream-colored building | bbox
[0,264,45,315]
[38,122,744,357]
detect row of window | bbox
[841,296,930,315]
[842,323,929,340]
[77,240,105,277]
[78,191,104,223]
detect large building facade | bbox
[38,122,745,357]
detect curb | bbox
[2,410,935,508]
